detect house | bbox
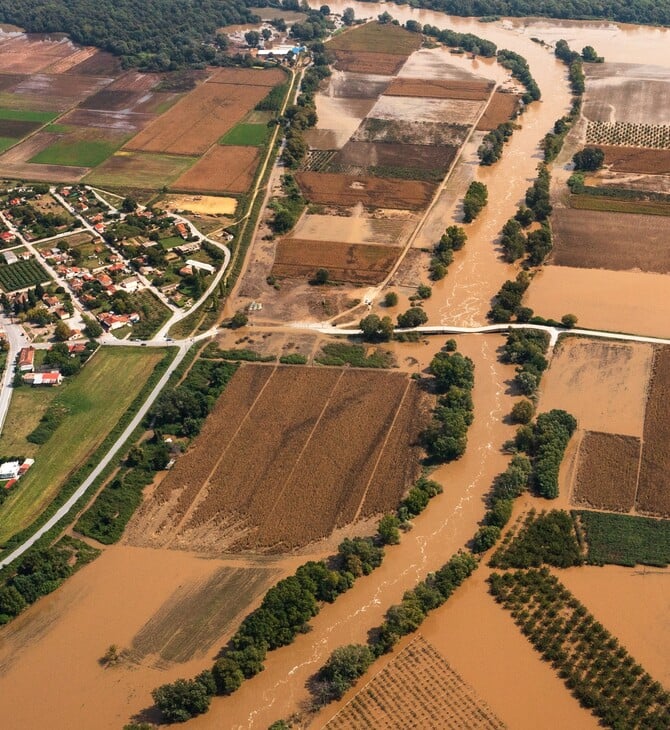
[18,458,34,475]
[54,307,71,320]
[176,222,189,239]
[18,346,35,372]
[96,273,113,288]
[0,231,16,244]
[186,259,215,275]
[179,264,193,276]
[42,294,59,307]
[24,370,63,386]
[0,461,20,480]
[121,275,141,292]
[175,241,201,255]
[67,343,86,354]
[3,250,17,265]
[160,281,179,295]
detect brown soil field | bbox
[81,89,149,111]
[476,91,521,130]
[327,21,422,56]
[127,365,429,553]
[526,266,670,340]
[68,50,123,76]
[0,119,41,137]
[572,431,641,512]
[598,145,670,174]
[353,118,470,147]
[0,73,24,91]
[636,346,670,517]
[124,79,273,156]
[0,35,81,74]
[370,95,484,125]
[293,212,414,246]
[295,171,436,210]
[330,140,458,173]
[273,239,401,284]
[332,50,408,76]
[538,339,654,438]
[583,74,670,125]
[84,151,196,190]
[550,208,670,273]
[9,73,110,112]
[61,108,156,133]
[386,77,493,101]
[171,145,259,194]
[207,67,286,87]
[323,635,505,729]
[328,71,390,99]
[45,47,98,74]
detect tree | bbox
[152,678,213,723]
[314,268,329,285]
[319,644,375,700]
[83,316,103,338]
[384,291,398,307]
[416,284,432,299]
[472,525,501,553]
[397,307,428,328]
[121,196,137,213]
[581,45,601,62]
[230,311,248,329]
[511,399,535,424]
[359,314,393,342]
[342,7,355,25]
[244,30,261,47]
[212,657,244,695]
[54,320,72,342]
[377,514,400,545]
[572,147,605,172]
[561,313,578,329]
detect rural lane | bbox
[0,342,190,569]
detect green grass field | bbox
[128,288,171,339]
[220,123,269,146]
[570,194,670,217]
[84,151,197,189]
[44,123,75,134]
[0,347,166,543]
[0,136,16,153]
[159,235,184,249]
[0,387,59,459]
[575,510,670,567]
[0,108,58,123]
[30,138,122,167]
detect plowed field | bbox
[386,77,493,100]
[207,67,286,87]
[572,431,641,512]
[126,365,430,553]
[272,239,401,284]
[598,145,670,174]
[332,50,407,76]
[171,145,259,194]
[637,346,670,517]
[124,76,274,156]
[330,141,458,175]
[324,636,505,729]
[295,171,436,210]
[476,91,521,130]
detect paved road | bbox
[0,318,26,435]
[0,342,190,569]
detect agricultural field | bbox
[126,364,431,554]
[162,194,237,216]
[327,23,422,56]
[0,258,50,291]
[572,432,641,512]
[295,172,436,210]
[84,151,197,190]
[353,118,470,147]
[385,77,493,100]
[575,511,670,567]
[272,239,401,284]
[172,145,259,194]
[29,129,128,167]
[586,121,670,149]
[476,91,520,130]
[596,145,670,174]
[124,68,282,156]
[569,194,670,217]
[369,95,484,126]
[324,636,505,729]
[220,122,269,146]
[550,208,670,273]
[0,347,166,544]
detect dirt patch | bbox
[80,89,146,111]
[171,145,259,194]
[330,140,458,176]
[127,365,430,553]
[0,73,24,91]
[45,47,99,74]
[550,208,670,273]
[296,171,436,210]
[293,212,414,246]
[207,67,286,87]
[637,346,670,517]
[572,431,641,512]
[386,77,493,101]
[598,145,670,174]
[353,117,470,147]
[476,91,521,130]
[124,77,275,156]
[332,50,408,76]
[538,338,653,437]
[273,239,402,284]
[323,635,505,729]
[162,194,237,216]
[370,95,484,125]
[127,566,277,665]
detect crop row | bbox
[0,260,50,292]
[586,122,670,150]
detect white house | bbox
[0,461,20,480]
[186,259,215,274]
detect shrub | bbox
[152,677,213,723]
[462,181,488,222]
[397,307,428,328]
[511,399,535,424]
[384,291,398,307]
[472,525,501,552]
[318,644,375,700]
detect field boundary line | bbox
[166,364,279,542]
[259,368,347,537]
[352,377,413,523]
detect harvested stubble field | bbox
[296,171,436,210]
[476,91,520,131]
[127,365,430,553]
[124,70,279,156]
[207,67,286,87]
[572,431,641,513]
[60,108,156,134]
[550,208,670,273]
[171,145,259,194]
[332,50,408,77]
[636,346,670,517]
[329,141,458,176]
[84,151,197,190]
[569,194,670,217]
[324,636,505,730]
[597,145,670,174]
[353,118,470,147]
[272,239,401,285]
[370,95,484,126]
[386,77,493,101]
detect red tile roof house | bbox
[0,231,15,243]
[23,370,63,386]
[18,346,35,372]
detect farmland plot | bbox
[477,91,521,130]
[385,77,493,101]
[127,365,430,553]
[369,95,484,126]
[597,145,670,174]
[172,145,259,194]
[353,118,469,147]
